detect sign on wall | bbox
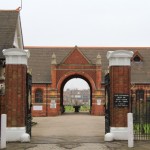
[114,94,129,107]
[33,106,43,110]
[50,100,56,108]
[97,99,101,105]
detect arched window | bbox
[35,89,43,103]
[136,90,144,101]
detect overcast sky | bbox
[1,0,150,89]
[1,0,150,47]
[64,79,89,91]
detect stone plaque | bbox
[114,94,129,107]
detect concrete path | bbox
[30,112,104,144]
[32,112,105,138]
[5,113,150,150]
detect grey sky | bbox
[1,0,150,46]
[1,0,150,89]
[64,79,89,91]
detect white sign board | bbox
[97,99,101,105]
[33,106,43,110]
[50,100,56,108]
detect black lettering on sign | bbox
[114,94,129,107]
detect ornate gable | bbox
[62,46,91,64]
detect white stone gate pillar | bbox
[106,50,133,140]
[2,48,30,142]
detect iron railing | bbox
[105,73,110,133]
[25,73,32,136]
[131,90,150,140]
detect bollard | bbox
[128,113,134,148]
[0,114,7,149]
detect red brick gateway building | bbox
[27,46,150,117]
[1,9,150,143]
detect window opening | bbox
[136,90,144,101]
[35,89,43,103]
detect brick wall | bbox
[32,84,48,117]
[56,65,97,84]
[32,84,60,116]
[31,48,104,116]
[110,66,130,127]
[5,64,27,127]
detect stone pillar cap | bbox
[3,48,30,58]
[107,50,134,66]
[107,50,133,59]
[2,48,30,65]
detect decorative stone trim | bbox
[96,53,101,65]
[2,48,30,65]
[110,127,128,140]
[107,50,133,66]
[51,53,57,65]
[6,127,30,142]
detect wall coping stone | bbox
[3,48,30,65]
[107,50,133,66]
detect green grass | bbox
[80,105,90,112]
[143,124,150,134]
[134,123,150,134]
[64,105,90,112]
[64,106,74,112]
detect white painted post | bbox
[0,114,7,149]
[128,113,134,148]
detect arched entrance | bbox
[51,68,105,116]
[31,47,105,116]
[47,47,105,116]
[60,75,92,114]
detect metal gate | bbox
[25,73,32,136]
[131,90,150,140]
[105,73,110,133]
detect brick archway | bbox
[28,47,137,117]
[57,72,94,113]
[48,47,105,116]
[57,71,96,92]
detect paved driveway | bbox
[31,112,105,143]
[6,113,150,149]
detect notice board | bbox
[114,94,129,107]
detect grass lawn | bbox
[64,105,90,112]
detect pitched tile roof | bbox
[27,46,150,84]
[27,47,72,83]
[0,10,19,58]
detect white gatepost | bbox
[105,50,134,141]
[128,113,134,147]
[0,114,7,149]
[3,48,30,142]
